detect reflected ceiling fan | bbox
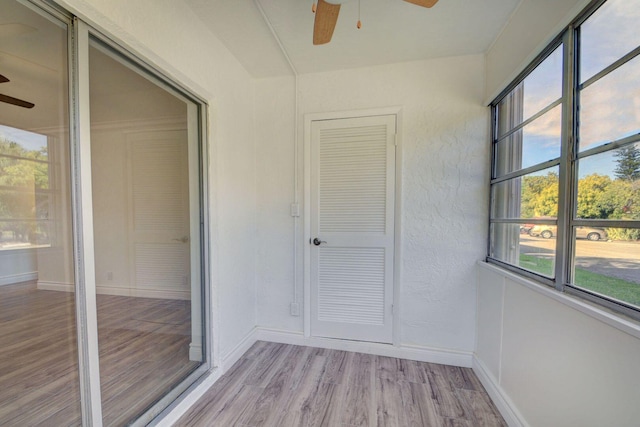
[312,0,439,45]
[0,73,35,109]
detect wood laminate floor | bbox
[0,281,198,426]
[177,341,507,427]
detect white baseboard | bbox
[0,271,37,286]
[255,328,474,368]
[472,355,528,427]
[188,343,203,362]
[37,281,74,292]
[36,281,189,300]
[220,327,259,370]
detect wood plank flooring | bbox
[0,281,198,426]
[177,341,507,427]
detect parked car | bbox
[529,225,608,241]
[520,224,535,234]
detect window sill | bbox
[478,260,640,340]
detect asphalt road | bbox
[520,235,640,284]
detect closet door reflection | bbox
[0,1,81,424]
[89,43,203,425]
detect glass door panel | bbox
[0,1,81,424]
[88,42,204,425]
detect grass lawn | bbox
[519,254,640,307]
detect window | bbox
[0,127,54,250]
[489,0,640,319]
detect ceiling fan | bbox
[313,0,439,45]
[0,73,35,109]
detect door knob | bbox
[312,238,326,246]
[173,236,189,243]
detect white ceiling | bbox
[184,0,522,77]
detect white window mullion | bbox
[70,18,103,427]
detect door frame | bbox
[303,107,403,346]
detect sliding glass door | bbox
[0,1,209,425]
[88,41,205,425]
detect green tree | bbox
[613,145,640,181]
[521,172,558,218]
[601,178,640,240]
[576,174,612,219]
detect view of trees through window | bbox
[522,144,640,239]
[0,127,51,249]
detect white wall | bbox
[60,0,258,362]
[255,75,301,333]
[0,250,37,285]
[476,262,640,427]
[255,55,489,354]
[485,0,591,103]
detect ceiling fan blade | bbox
[313,0,341,45]
[0,93,35,109]
[0,74,9,83]
[404,0,439,8]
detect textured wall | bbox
[60,0,258,361]
[256,55,489,352]
[255,76,301,332]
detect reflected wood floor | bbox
[0,281,198,426]
[177,341,506,427]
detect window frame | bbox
[487,0,640,321]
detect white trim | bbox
[219,327,259,370]
[154,368,222,427]
[188,343,203,362]
[303,106,403,343]
[256,327,473,368]
[478,261,640,340]
[0,272,38,286]
[392,110,403,347]
[36,281,190,300]
[472,355,528,427]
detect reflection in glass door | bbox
[0,1,81,424]
[88,42,204,424]
[0,1,207,424]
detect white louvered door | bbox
[310,115,396,343]
[129,131,190,298]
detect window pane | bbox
[490,223,556,278]
[90,42,204,424]
[573,227,640,309]
[497,45,563,136]
[0,1,80,424]
[495,104,561,176]
[577,144,640,220]
[580,0,640,83]
[492,167,559,219]
[578,54,640,152]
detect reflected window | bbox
[0,126,52,249]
